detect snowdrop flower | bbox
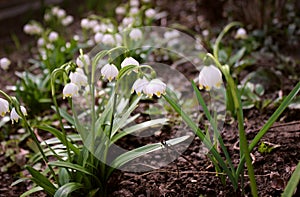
[101,63,119,82]
[122,17,134,27]
[164,30,180,40]
[130,7,139,15]
[63,83,79,99]
[88,20,98,29]
[37,37,45,47]
[129,28,143,41]
[145,8,156,18]
[115,33,123,45]
[102,34,115,46]
[93,25,101,33]
[48,31,59,42]
[44,13,51,21]
[0,57,11,70]
[202,29,209,37]
[0,98,9,116]
[69,68,88,86]
[23,24,42,35]
[143,79,166,98]
[94,32,103,43]
[76,54,90,68]
[116,6,126,15]
[199,65,222,91]
[235,28,247,39]
[81,18,90,29]
[73,35,80,41]
[131,78,149,96]
[51,6,60,15]
[130,0,139,7]
[121,57,139,71]
[56,9,66,18]
[10,106,27,124]
[62,15,74,26]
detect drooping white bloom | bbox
[115,33,122,45]
[130,7,139,15]
[23,24,43,35]
[48,31,59,42]
[0,57,11,70]
[10,106,27,124]
[145,8,156,18]
[93,25,101,33]
[101,63,119,82]
[130,0,139,7]
[116,6,126,15]
[37,37,45,47]
[88,20,98,29]
[102,34,115,46]
[199,65,222,91]
[56,9,66,18]
[94,32,103,43]
[235,28,247,39]
[129,28,143,41]
[81,18,90,29]
[121,57,139,68]
[76,54,90,68]
[69,68,88,86]
[44,13,51,21]
[143,79,166,98]
[122,17,134,27]
[62,15,74,26]
[63,83,79,99]
[0,98,9,116]
[131,78,149,96]
[164,30,180,40]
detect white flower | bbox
[130,0,139,7]
[0,57,11,70]
[115,33,122,45]
[102,34,115,46]
[48,31,59,42]
[143,79,166,98]
[76,54,90,68]
[62,15,74,26]
[199,65,222,91]
[131,78,149,96]
[202,29,209,37]
[101,64,119,82]
[81,18,90,29]
[63,83,79,99]
[69,68,88,86]
[88,20,98,29]
[121,57,139,68]
[122,17,134,27]
[56,9,66,18]
[130,7,139,15]
[37,37,45,47]
[10,106,27,124]
[145,8,156,18]
[116,6,126,15]
[129,28,143,41]
[23,24,43,35]
[94,32,103,43]
[44,13,51,21]
[93,25,101,33]
[0,98,9,116]
[164,30,180,40]
[235,28,247,39]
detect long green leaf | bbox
[37,125,80,155]
[191,81,236,175]
[111,118,167,143]
[236,81,300,177]
[282,161,300,197]
[108,135,190,176]
[20,186,43,197]
[26,166,56,195]
[54,182,84,197]
[163,92,238,189]
[48,161,102,187]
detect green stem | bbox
[207,53,258,197]
[51,68,72,162]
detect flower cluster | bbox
[132,78,166,98]
[0,98,27,124]
[63,55,89,99]
[44,6,74,26]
